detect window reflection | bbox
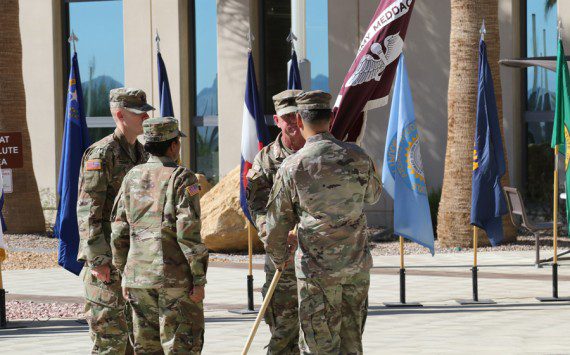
[306,0,329,92]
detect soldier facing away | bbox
[77,88,153,354]
[246,89,305,354]
[111,117,208,354]
[265,90,382,354]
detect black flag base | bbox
[537,263,570,302]
[0,288,6,328]
[229,275,259,315]
[383,269,423,308]
[456,267,496,305]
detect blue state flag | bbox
[158,51,174,117]
[288,50,302,90]
[382,55,434,254]
[54,52,90,275]
[470,39,507,246]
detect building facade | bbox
[18,0,567,226]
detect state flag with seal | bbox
[331,0,416,142]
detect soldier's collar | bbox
[113,128,138,161]
[276,133,295,156]
[306,131,334,144]
[147,155,177,166]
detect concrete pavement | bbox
[2,250,570,354]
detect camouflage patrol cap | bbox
[143,117,187,143]
[272,89,302,116]
[109,88,155,113]
[295,90,332,110]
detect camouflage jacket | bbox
[77,128,148,267]
[265,132,382,279]
[110,155,208,288]
[246,133,295,244]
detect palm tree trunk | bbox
[438,0,515,247]
[0,0,46,233]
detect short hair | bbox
[143,137,178,156]
[299,109,332,124]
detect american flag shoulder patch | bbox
[85,159,103,171]
[186,183,200,197]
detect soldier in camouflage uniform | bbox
[265,91,382,354]
[246,89,304,354]
[111,117,208,354]
[77,88,153,354]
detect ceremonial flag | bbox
[240,52,271,222]
[288,49,302,90]
[54,52,90,275]
[331,0,415,142]
[551,38,570,224]
[0,169,5,263]
[157,51,174,117]
[470,39,507,246]
[382,55,434,254]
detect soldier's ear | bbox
[273,114,279,125]
[296,114,304,130]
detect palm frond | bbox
[545,0,557,15]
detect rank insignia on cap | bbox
[85,159,102,171]
[186,183,200,197]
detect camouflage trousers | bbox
[83,267,133,355]
[127,287,205,354]
[262,260,300,355]
[297,272,370,355]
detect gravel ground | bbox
[7,301,84,321]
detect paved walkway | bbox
[2,250,570,354]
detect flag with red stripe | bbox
[241,52,271,222]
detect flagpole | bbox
[384,236,422,308]
[0,260,5,328]
[247,221,254,311]
[537,22,570,302]
[472,226,479,302]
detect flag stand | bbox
[457,227,496,305]
[384,236,422,308]
[537,146,570,302]
[230,221,258,314]
[0,261,6,328]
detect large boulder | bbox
[200,165,264,252]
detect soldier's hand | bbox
[91,264,111,283]
[189,285,205,303]
[122,287,130,301]
[287,230,298,251]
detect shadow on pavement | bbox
[0,319,89,339]
[367,302,570,316]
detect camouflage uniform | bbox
[111,117,208,355]
[77,88,152,355]
[247,89,302,355]
[265,91,382,354]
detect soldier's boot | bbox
[263,264,300,354]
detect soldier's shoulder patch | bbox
[85,159,103,171]
[185,183,200,197]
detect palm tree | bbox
[437,0,515,247]
[0,0,46,233]
[545,0,557,14]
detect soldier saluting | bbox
[246,89,304,354]
[111,117,208,354]
[265,90,382,354]
[77,88,153,354]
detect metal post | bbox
[457,227,495,305]
[0,261,5,328]
[229,221,258,314]
[384,236,422,308]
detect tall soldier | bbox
[111,117,208,354]
[77,88,153,354]
[265,91,382,354]
[246,89,304,354]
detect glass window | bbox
[524,1,557,206]
[194,0,219,183]
[306,0,329,92]
[68,0,124,142]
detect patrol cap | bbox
[272,89,302,116]
[143,117,187,143]
[295,90,332,110]
[109,88,155,113]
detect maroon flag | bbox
[331,0,415,142]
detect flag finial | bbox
[480,19,486,42]
[155,29,161,53]
[68,31,78,53]
[559,19,563,41]
[247,31,255,52]
[287,29,298,53]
